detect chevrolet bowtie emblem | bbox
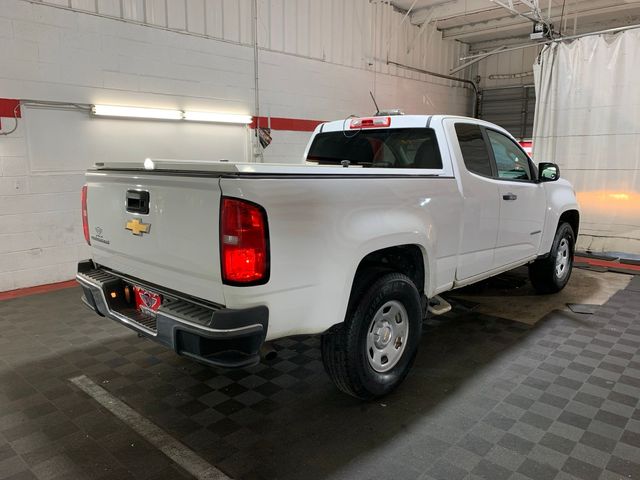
[125,218,151,236]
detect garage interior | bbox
[1,0,640,479]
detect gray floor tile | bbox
[1,277,640,480]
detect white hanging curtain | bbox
[532,29,640,255]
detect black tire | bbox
[528,222,575,294]
[321,272,422,400]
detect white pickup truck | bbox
[77,114,579,399]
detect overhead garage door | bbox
[479,86,535,141]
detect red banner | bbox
[0,98,21,118]
[251,116,324,132]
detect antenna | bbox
[369,91,380,115]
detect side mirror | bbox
[538,162,560,182]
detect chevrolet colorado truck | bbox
[77,114,579,399]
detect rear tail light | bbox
[81,185,90,245]
[350,116,391,129]
[220,197,269,285]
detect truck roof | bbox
[319,114,480,133]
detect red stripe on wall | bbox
[0,280,78,301]
[251,116,324,132]
[0,100,320,131]
[0,99,21,118]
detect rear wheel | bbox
[528,222,575,294]
[321,272,422,400]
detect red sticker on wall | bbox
[0,98,21,118]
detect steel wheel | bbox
[555,238,569,279]
[529,222,575,294]
[366,300,409,373]
[322,272,422,399]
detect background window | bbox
[455,123,492,177]
[306,128,442,169]
[486,130,532,180]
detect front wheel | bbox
[321,272,422,400]
[528,222,575,294]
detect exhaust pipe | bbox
[260,342,278,361]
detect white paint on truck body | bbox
[219,174,462,340]
[84,115,579,341]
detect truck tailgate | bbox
[85,171,225,305]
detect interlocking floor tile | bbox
[1,281,640,479]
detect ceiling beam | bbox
[461,22,640,63]
[489,0,546,25]
[409,0,511,25]
[468,11,640,53]
[442,1,640,40]
[469,34,545,51]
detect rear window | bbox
[306,128,443,169]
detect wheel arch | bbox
[539,180,580,256]
[559,209,580,238]
[344,244,429,320]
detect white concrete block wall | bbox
[0,118,87,292]
[0,0,472,291]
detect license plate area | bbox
[132,285,162,316]
[96,279,161,333]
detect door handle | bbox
[126,190,150,214]
[502,193,517,201]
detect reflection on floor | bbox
[0,275,639,480]
[450,267,632,325]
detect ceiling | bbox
[391,0,640,51]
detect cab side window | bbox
[455,123,492,177]
[486,129,532,181]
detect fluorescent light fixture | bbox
[92,105,183,120]
[184,111,252,124]
[91,104,253,124]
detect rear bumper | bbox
[77,260,268,368]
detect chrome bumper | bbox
[77,260,268,368]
